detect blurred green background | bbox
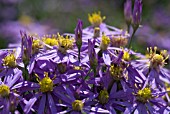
[0,0,170,53]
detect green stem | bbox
[128,28,137,48]
[84,69,92,80]
[127,23,130,34]
[23,65,29,80]
[107,79,115,93]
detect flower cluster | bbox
[0,2,170,114]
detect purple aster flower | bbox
[123,84,167,114]
[131,47,170,90]
[92,83,128,114]
[12,72,61,114]
[56,84,110,114]
[0,49,22,78]
[0,71,23,113]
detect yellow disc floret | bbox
[3,53,16,67]
[98,89,109,105]
[137,88,152,103]
[110,64,123,80]
[39,72,53,93]
[123,51,130,61]
[42,34,58,46]
[58,33,74,54]
[32,39,43,53]
[72,100,84,111]
[0,84,10,97]
[100,33,110,50]
[88,11,106,27]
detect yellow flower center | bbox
[137,88,151,103]
[100,33,110,50]
[98,89,109,105]
[3,53,16,67]
[88,11,106,27]
[32,39,43,53]
[110,64,123,80]
[42,34,58,46]
[123,51,130,61]
[151,54,163,65]
[39,72,53,93]
[0,84,10,97]
[58,33,74,54]
[73,66,82,70]
[72,100,84,111]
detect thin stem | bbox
[107,79,115,93]
[127,23,130,34]
[78,48,81,62]
[128,28,137,48]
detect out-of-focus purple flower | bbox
[124,0,132,25]
[132,0,142,30]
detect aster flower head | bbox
[72,100,84,111]
[136,87,152,103]
[109,63,124,81]
[57,33,74,54]
[2,51,17,68]
[132,0,142,30]
[100,33,110,50]
[88,11,106,27]
[124,84,167,114]
[0,84,10,98]
[124,0,132,25]
[0,71,23,113]
[38,72,54,93]
[147,47,169,69]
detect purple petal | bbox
[48,93,58,114]
[102,51,111,66]
[11,81,39,92]
[38,94,46,114]
[6,71,22,87]
[24,93,41,113]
